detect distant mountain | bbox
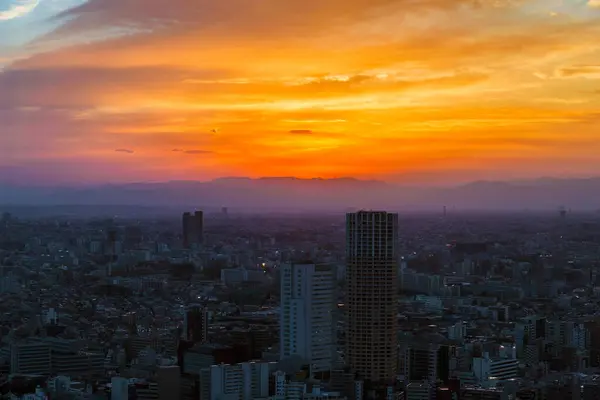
[1,177,600,211]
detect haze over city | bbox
[2,0,600,191]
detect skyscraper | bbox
[346,211,399,384]
[182,211,204,248]
[280,263,336,373]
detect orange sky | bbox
[1,0,600,184]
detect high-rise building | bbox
[182,211,204,248]
[346,211,399,385]
[280,263,336,373]
[184,305,209,344]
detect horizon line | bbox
[2,175,600,188]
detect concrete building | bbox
[280,262,336,373]
[199,361,273,400]
[10,341,52,375]
[472,351,518,384]
[405,381,433,400]
[346,211,399,384]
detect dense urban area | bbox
[1,207,600,400]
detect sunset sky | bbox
[1,0,600,185]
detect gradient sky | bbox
[1,0,600,185]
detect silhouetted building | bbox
[346,211,399,385]
[183,211,204,248]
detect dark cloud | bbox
[172,148,183,152]
[289,129,313,134]
[184,150,212,154]
[115,148,135,154]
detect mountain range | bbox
[1,177,600,212]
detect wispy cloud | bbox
[555,65,600,79]
[289,129,313,134]
[115,148,135,154]
[0,0,40,21]
[184,150,212,155]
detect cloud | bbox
[0,0,40,21]
[115,148,135,154]
[555,65,600,79]
[289,130,313,134]
[47,0,473,40]
[2,0,600,184]
[0,66,230,109]
[184,150,212,154]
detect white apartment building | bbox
[199,361,274,400]
[280,263,335,373]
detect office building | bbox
[183,211,204,248]
[405,381,433,400]
[472,351,518,384]
[280,262,336,373]
[400,343,453,384]
[346,211,399,384]
[10,341,52,375]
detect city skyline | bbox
[1,0,600,184]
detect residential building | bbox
[346,211,399,384]
[280,262,336,373]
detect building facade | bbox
[346,211,399,384]
[280,263,336,373]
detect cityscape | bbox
[3,0,600,399]
[1,206,600,399]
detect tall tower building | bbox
[280,263,336,373]
[346,211,399,384]
[182,211,204,248]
